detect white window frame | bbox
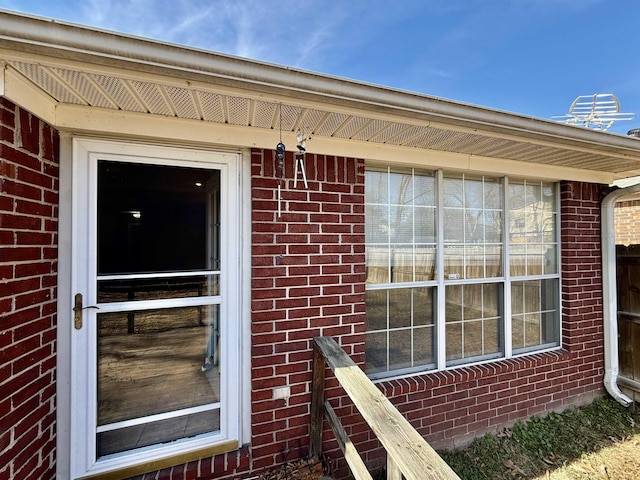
[58,138,250,479]
[365,167,562,380]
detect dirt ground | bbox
[533,433,640,480]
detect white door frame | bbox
[57,137,249,479]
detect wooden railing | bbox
[309,337,460,480]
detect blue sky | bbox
[1,0,639,135]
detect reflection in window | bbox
[509,180,557,277]
[95,159,224,457]
[97,305,220,456]
[98,160,220,275]
[97,274,219,303]
[365,169,436,285]
[511,279,559,352]
[365,287,435,375]
[443,175,503,280]
[445,283,503,364]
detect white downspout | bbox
[601,184,640,407]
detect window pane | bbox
[463,283,483,315]
[365,286,436,376]
[485,245,503,278]
[391,245,414,283]
[390,206,414,243]
[484,182,502,209]
[510,243,527,277]
[413,326,435,366]
[511,279,559,352]
[415,246,436,281]
[465,247,486,279]
[541,212,556,242]
[97,305,220,454]
[413,288,434,326]
[414,175,436,206]
[414,207,436,243]
[446,323,463,361]
[98,409,219,457]
[98,306,220,423]
[443,208,464,242]
[365,204,388,244]
[543,245,558,274]
[512,282,524,315]
[541,311,559,345]
[464,179,484,209]
[446,285,463,322]
[365,331,387,374]
[443,177,463,208]
[389,288,412,329]
[365,170,388,204]
[464,208,483,242]
[525,313,541,346]
[366,247,389,284]
[444,246,464,280]
[484,211,502,243]
[389,172,413,205]
[446,283,503,364]
[509,180,557,277]
[98,274,219,303]
[484,318,501,355]
[389,329,412,370]
[365,290,387,331]
[464,320,484,358]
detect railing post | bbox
[387,456,402,480]
[309,339,326,457]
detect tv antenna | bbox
[553,93,634,131]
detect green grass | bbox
[437,396,640,479]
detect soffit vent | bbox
[6,60,640,176]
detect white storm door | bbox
[70,139,241,478]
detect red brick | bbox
[2,102,57,480]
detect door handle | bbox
[73,293,99,330]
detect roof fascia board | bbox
[54,102,613,184]
[1,10,640,160]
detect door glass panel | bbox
[97,305,220,456]
[97,160,220,275]
[95,159,222,458]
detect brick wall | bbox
[615,200,640,245]
[0,98,59,480]
[0,94,609,480]
[249,149,367,477]
[136,167,608,480]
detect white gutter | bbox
[601,184,640,407]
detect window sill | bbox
[374,347,570,397]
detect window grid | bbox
[365,287,436,376]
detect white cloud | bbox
[57,0,349,71]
